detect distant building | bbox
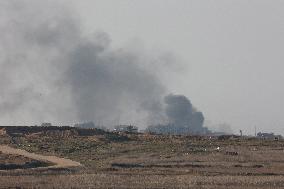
[74,122,96,129]
[114,125,138,133]
[146,123,210,135]
[74,122,106,130]
[257,132,282,140]
[41,123,52,127]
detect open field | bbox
[0,126,284,188]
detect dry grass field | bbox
[0,127,283,188]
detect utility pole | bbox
[254,126,257,137]
[240,130,243,137]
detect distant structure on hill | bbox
[74,121,106,130]
[41,123,52,127]
[146,123,210,135]
[74,122,95,129]
[257,132,282,140]
[114,125,138,133]
[209,131,231,136]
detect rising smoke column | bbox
[0,0,206,131]
[65,33,166,125]
[0,0,81,124]
[147,94,207,134]
[165,94,204,131]
[0,0,166,126]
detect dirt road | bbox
[0,145,82,168]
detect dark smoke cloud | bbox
[165,94,204,130]
[0,0,206,132]
[147,95,208,134]
[66,33,166,125]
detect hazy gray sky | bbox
[70,0,284,135]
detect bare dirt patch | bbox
[0,145,82,170]
[0,152,50,170]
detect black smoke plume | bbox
[147,95,208,134]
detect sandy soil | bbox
[0,145,82,169]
